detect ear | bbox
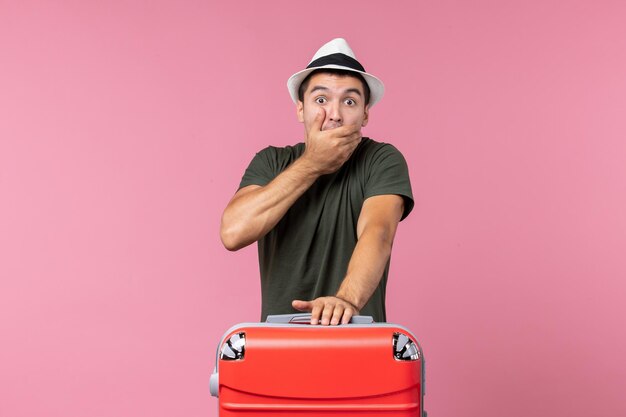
[296,101,304,123]
[361,105,369,127]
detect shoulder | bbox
[355,137,408,164]
[239,142,305,188]
[254,143,305,160]
[247,143,305,175]
[356,138,414,221]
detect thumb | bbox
[292,300,313,312]
[311,108,325,133]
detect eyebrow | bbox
[309,85,362,97]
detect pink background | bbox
[1,1,625,416]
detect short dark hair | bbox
[297,69,371,105]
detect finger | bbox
[292,300,312,312]
[346,134,362,149]
[309,108,325,134]
[310,303,323,325]
[349,129,362,142]
[334,129,362,146]
[330,304,345,326]
[341,307,355,325]
[334,123,361,137]
[321,303,335,326]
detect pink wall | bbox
[1,1,625,416]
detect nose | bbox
[326,102,342,125]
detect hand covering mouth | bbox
[322,122,342,131]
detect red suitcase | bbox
[210,313,426,416]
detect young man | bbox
[220,38,414,325]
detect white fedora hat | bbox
[287,38,385,107]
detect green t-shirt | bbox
[238,137,414,322]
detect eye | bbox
[315,97,327,104]
[344,98,356,106]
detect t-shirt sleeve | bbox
[364,144,415,221]
[238,146,278,190]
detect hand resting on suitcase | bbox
[292,296,360,326]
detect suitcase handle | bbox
[266,313,374,324]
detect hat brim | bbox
[287,64,385,108]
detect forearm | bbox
[335,227,394,310]
[220,157,320,251]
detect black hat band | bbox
[306,53,365,72]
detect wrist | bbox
[335,292,362,312]
[294,154,323,178]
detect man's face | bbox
[297,72,369,132]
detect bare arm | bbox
[220,108,362,251]
[292,194,405,324]
[336,194,404,310]
[220,158,319,251]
